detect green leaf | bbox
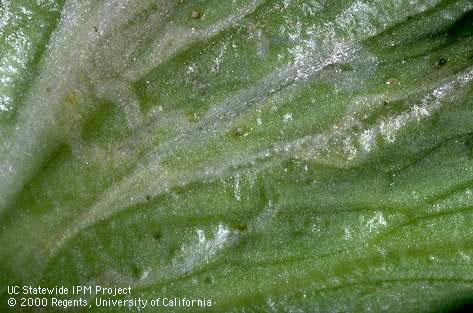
[1,0,473,312]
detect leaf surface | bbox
[1,0,473,312]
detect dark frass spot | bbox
[145,195,151,201]
[93,26,98,32]
[383,100,389,106]
[436,58,447,67]
[152,230,162,241]
[191,10,201,19]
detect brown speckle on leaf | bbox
[233,223,247,232]
[386,78,398,87]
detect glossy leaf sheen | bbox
[1,0,473,312]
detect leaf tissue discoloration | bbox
[0,1,473,313]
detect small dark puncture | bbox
[232,127,246,138]
[152,230,162,240]
[436,58,447,67]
